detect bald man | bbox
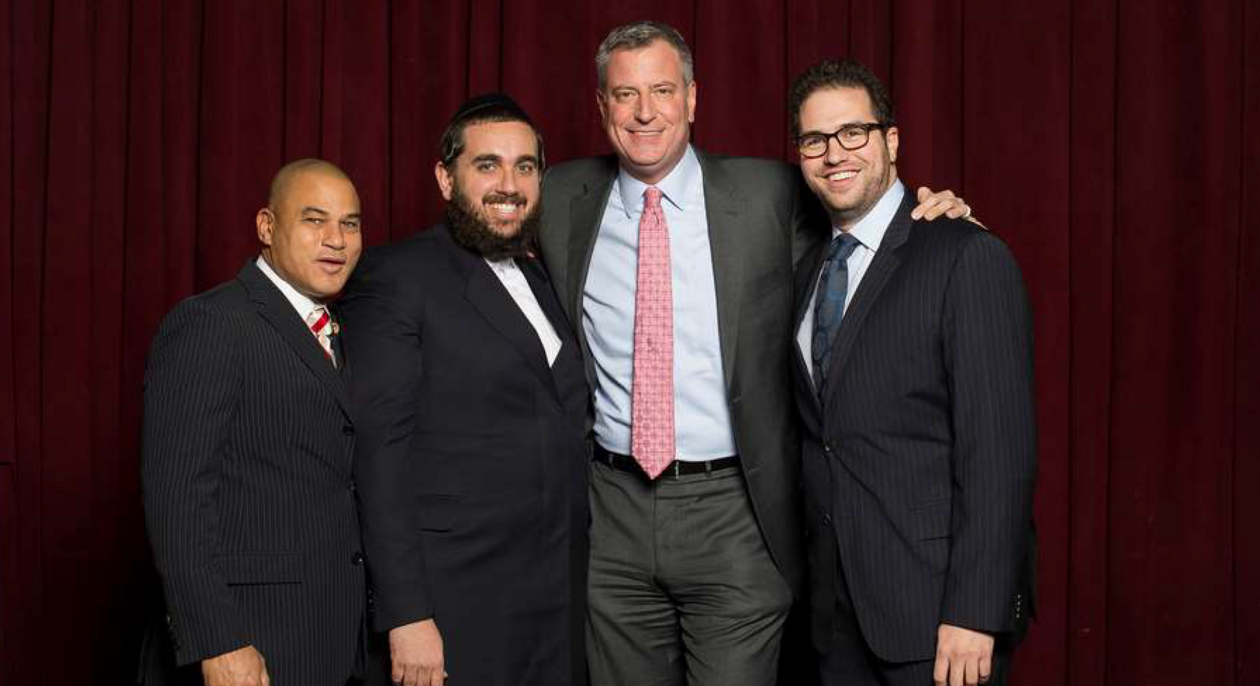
[142,159,367,686]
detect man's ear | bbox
[256,208,276,246]
[686,80,697,124]
[435,162,455,201]
[596,90,609,125]
[886,126,899,165]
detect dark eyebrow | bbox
[300,207,330,216]
[341,212,362,221]
[799,122,867,136]
[470,154,503,165]
[513,155,540,166]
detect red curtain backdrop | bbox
[2,1,1258,684]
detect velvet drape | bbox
[2,1,1257,684]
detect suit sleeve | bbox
[939,231,1038,633]
[339,254,434,632]
[141,300,247,665]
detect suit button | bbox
[822,514,832,527]
[347,479,356,492]
[351,551,365,566]
[343,424,355,436]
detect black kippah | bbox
[449,93,534,127]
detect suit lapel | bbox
[793,239,829,407]
[239,262,353,420]
[822,195,914,409]
[565,170,615,328]
[521,256,572,403]
[698,152,746,389]
[457,246,559,405]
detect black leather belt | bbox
[592,444,740,479]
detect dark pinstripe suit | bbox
[142,261,365,686]
[792,195,1037,672]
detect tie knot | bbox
[644,187,663,210]
[828,232,861,263]
[307,306,330,334]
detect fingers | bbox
[979,654,993,684]
[912,186,962,221]
[933,653,949,686]
[965,655,980,686]
[393,656,445,686]
[943,202,971,220]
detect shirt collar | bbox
[255,255,322,319]
[484,256,518,273]
[615,144,701,217]
[834,178,905,253]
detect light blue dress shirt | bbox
[797,178,906,381]
[583,146,737,460]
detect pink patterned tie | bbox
[631,187,675,478]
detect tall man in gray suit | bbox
[538,21,971,686]
[787,59,1037,686]
[142,159,366,686]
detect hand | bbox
[201,645,269,686]
[389,619,446,686]
[912,186,981,226]
[934,624,995,686]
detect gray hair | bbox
[595,21,694,89]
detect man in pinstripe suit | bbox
[142,159,366,686]
[788,60,1038,686]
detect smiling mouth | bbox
[316,257,346,273]
[485,201,525,220]
[825,170,858,182]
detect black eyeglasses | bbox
[796,123,889,158]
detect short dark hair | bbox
[787,59,896,138]
[595,21,694,89]
[438,93,545,168]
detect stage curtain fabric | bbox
[2,1,1257,684]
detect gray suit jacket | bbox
[538,149,824,594]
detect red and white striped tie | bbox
[307,306,336,367]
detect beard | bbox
[445,184,542,261]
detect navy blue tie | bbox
[811,233,861,395]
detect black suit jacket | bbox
[141,261,365,686]
[340,226,590,686]
[538,150,824,595]
[792,194,1038,663]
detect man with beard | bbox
[339,95,589,686]
[787,59,1036,686]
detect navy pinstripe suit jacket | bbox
[142,261,366,685]
[792,194,1038,663]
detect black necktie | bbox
[811,233,860,395]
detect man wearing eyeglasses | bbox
[787,59,1037,686]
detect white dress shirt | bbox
[797,179,906,379]
[485,257,562,366]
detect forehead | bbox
[605,40,685,87]
[799,86,877,129]
[459,120,538,159]
[281,171,359,211]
